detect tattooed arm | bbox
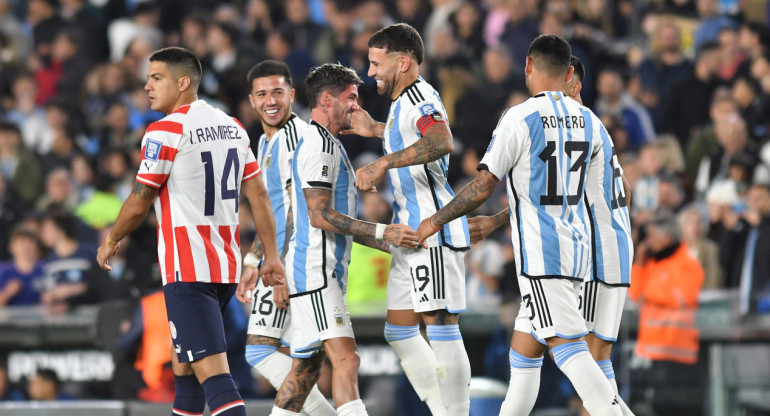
[97,182,158,270]
[353,235,391,253]
[416,170,500,244]
[355,123,453,192]
[304,188,418,248]
[468,208,510,244]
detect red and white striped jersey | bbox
[136,100,260,285]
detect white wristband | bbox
[375,223,387,240]
[243,252,261,268]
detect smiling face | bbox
[330,84,360,131]
[368,46,402,98]
[249,75,294,132]
[144,61,182,115]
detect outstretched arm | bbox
[416,170,500,244]
[304,188,419,249]
[97,182,157,270]
[356,122,453,192]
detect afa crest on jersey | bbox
[144,139,163,161]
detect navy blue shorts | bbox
[163,282,237,363]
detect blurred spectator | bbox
[717,26,746,82]
[107,2,162,63]
[73,173,123,229]
[636,18,693,129]
[450,2,486,62]
[632,143,665,218]
[27,368,70,400]
[282,0,327,56]
[596,67,655,149]
[0,227,45,306]
[41,126,78,177]
[0,170,25,261]
[694,0,737,50]
[630,211,704,414]
[658,172,686,212]
[731,75,768,139]
[36,167,77,212]
[0,364,24,401]
[685,91,737,180]
[395,0,429,34]
[424,0,462,59]
[200,21,258,112]
[28,0,66,67]
[465,236,504,312]
[694,113,756,197]
[0,121,42,206]
[498,0,539,75]
[60,0,108,63]
[0,0,29,62]
[719,184,770,312]
[39,208,106,314]
[660,42,722,147]
[679,205,724,289]
[5,73,48,152]
[49,29,89,105]
[737,21,770,78]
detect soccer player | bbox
[343,23,471,416]
[240,60,335,415]
[415,35,623,416]
[467,55,635,415]
[270,63,419,416]
[96,47,284,416]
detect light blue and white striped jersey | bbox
[584,125,633,286]
[256,113,308,258]
[384,77,470,250]
[479,91,602,281]
[285,120,357,296]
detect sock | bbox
[426,324,471,416]
[200,373,246,416]
[599,360,634,416]
[385,323,446,415]
[172,374,205,416]
[270,405,301,416]
[247,345,336,416]
[552,342,621,416]
[499,348,543,416]
[336,399,368,416]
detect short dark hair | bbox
[35,368,61,391]
[305,63,363,108]
[0,121,21,137]
[528,34,572,76]
[744,21,770,47]
[570,55,585,83]
[368,23,425,65]
[44,207,78,240]
[247,60,293,89]
[149,47,202,91]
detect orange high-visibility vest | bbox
[630,244,704,364]
[134,291,171,389]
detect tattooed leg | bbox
[422,309,460,326]
[246,334,282,347]
[274,353,325,412]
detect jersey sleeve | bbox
[135,120,184,188]
[242,147,261,182]
[405,99,448,136]
[296,138,336,190]
[478,111,525,180]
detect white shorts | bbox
[580,280,628,342]
[514,277,588,344]
[289,282,354,358]
[387,246,466,314]
[246,279,293,346]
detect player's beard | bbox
[338,107,354,130]
[261,105,290,129]
[377,73,396,98]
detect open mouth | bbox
[265,109,279,115]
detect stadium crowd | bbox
[0,0,769,414]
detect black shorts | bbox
[163,282,237,363]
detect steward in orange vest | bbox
[630,212,704,364]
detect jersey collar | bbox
[396,77,422,101]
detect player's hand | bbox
[468,215,496,244]
[384,224,425,248]
[96,237,119,271]
[259,255,286,287]
[340,108,379,137]
[355,159,386,192]
[236,265,258,303]
[273,283,290,310]
[416,216,441,246]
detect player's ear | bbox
[564,66,575,84]
[179,75,191,92]
[248,93,256,110]
[524,56,533,75]
[400,55,410,73]
[290,88,296,103]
